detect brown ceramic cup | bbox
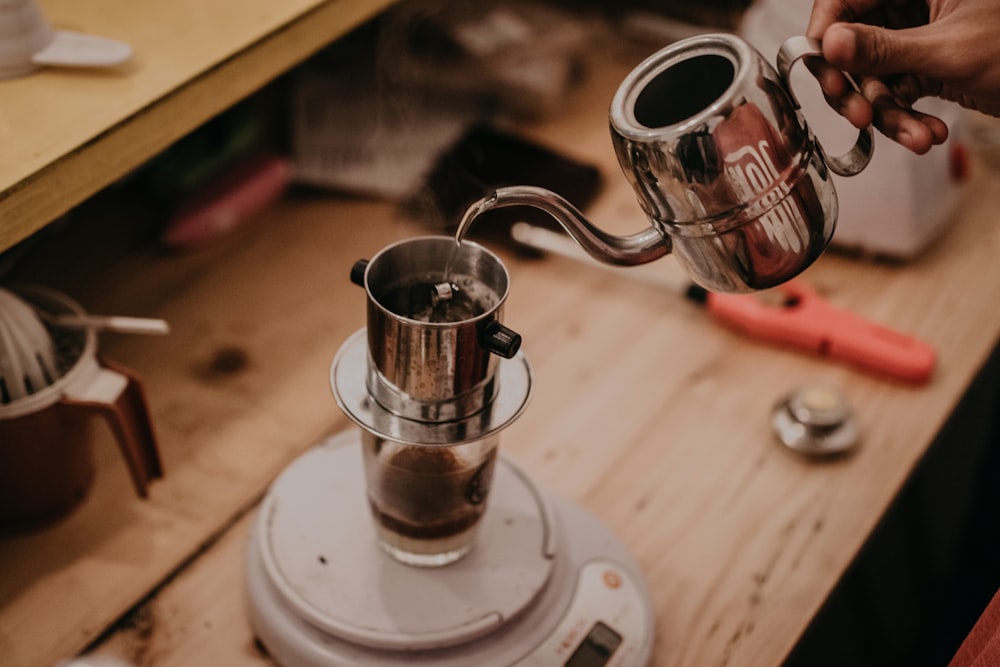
[0,286,162,534]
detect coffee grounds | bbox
[371,445,496,540]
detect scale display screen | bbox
[565,621,623,666]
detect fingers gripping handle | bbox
[777,35,875,177]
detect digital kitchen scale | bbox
[245,429,656,666]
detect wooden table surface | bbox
[2,43,999,667]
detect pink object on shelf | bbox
[162,153,292,251]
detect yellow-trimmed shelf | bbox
[0,0,396,253]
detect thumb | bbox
[822,22,941,78]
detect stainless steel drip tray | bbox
[331,329,532,445]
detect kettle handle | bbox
[777,36,875,177]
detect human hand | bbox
[807,0,1000,154]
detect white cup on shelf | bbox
[0,0,132,80]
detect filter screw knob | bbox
[481,321,522,359]
[350,259,369,286]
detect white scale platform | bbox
[245,430,656,666]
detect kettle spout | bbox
[456,186,671,266]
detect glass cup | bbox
[361,431,498,567]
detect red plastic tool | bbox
[694,281,936,384]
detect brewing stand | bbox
[245,238,654,666]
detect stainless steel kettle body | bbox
[457,33,873,293]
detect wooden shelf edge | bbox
[0,0,396,256]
